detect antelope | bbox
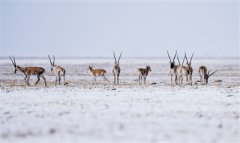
[48,55,66,85]
[184,52,194,85]
[88,66,108,84]
[112,52,122,85]
[199,66,217,85]
[167,51,178,85]
[175,54,188,86]
[9,56,47,86]
[137,65,151,85]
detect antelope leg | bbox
[35,75,40,85]
[24,75,30,85]
[41,75,47,86]
[55,77,58,86]
[117,76,119,85]
[113,75,116,85]
[103,75,108,82]
[58,74,61,85]
[144,76,146,85]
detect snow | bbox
[0,57,239,143]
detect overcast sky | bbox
[0,0,239,57]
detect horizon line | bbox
[0,56,239,59]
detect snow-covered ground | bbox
[0,57,239,143]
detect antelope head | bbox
[205,70,217,84]
[167,51,177,69]
[88,66,93,71]
[48,55,55,71]
[146,65,152,72]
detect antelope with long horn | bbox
[88,66,108,84]
[137,65,151,85]
[48,55,66,85]
[185,52,194,85]
[9,56,47,86]
[167,51,178,85]
[199,66,217,85]
[112,52,122,85]
[175,53,188,86]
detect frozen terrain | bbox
[0,57,239,143]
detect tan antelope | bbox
[112,52,122,85]
[167,51,178,85]
[137,65,151,85]
[48,55,66,85]
[199,66,217,85]
[88,66,108,84]
[184,52,194,85]
[9,56,47,86]
[175,54,188,86]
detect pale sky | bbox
[0,0,239,57]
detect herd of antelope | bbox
[167,51,217,86]
[9,51,217,86]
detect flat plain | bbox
[0,57,239,143]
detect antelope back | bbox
[25,67,45,75]
[138,66,151,76]
[89,67,106,76]
[54,66,65,74]
[175,65,187,75]
[94,69,106,76]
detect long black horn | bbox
[208,70,210,76]
[185,52,188,63]
[182,54,185,66]
[173,50,177,62]
[48,55,52,65]
[53,55,55,65]
[209,70,217,77]
[118,52,122,63]
[9,56,13,64]
[176,53,180,65]
[167,50,172,62]
[190,52,194,64]
[13,57,16,66]
[9,56,16,67]
[113,52,117,63]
